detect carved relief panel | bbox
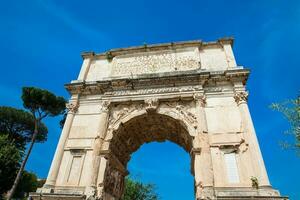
[111,49,200,77]
[103,162,125,199]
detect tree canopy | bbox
[22,87,66,118]
[14,171,40,199]
[0,106,48,150]
[270,95,300,153]
[121,177,159,200]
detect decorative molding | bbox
[193,93,206,107]
[100,100,111,113]
[234,91,248,105]
[66,102,79,114]
[108,103,144,131]
[105,85,203,97]
[144,98,159,112]
[65,69,249,96]
[165,101,198,129]
[90,38,233,59]
[69,149,86,155]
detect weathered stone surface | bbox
[34,38,288,200]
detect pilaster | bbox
[85,100,111,199]
[193,93,214,200]
[234,91,270,187]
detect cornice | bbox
[65,68,249,95]
[81,37,234,59]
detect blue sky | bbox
[0,0,299,199]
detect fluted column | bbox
[234,91,270,187]
[85,100,111,197]
[44,98,79,187]
[193,93,214,200]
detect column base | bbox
[30,186,288,200]
[213,187,288,200]
[31,186,86,200]
[30,193,85,200]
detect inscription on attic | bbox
[111,49,200,77]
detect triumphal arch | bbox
[32,38,287,200]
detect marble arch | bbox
[32,38,287,200]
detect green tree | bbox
[121,177,159,200]
[270,95,300,153]
[0,107,48,198]
[7,87,66,200]
[14,171,40,199]
[0,134,21,199]
[0,106,48,150]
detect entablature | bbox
[66,68,249,98]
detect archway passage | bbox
[127,141,195,200]
[110,113,193,166]
[104,113,194,199]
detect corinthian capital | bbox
[234,91,248,105]
[66,102,79,113]
[193,93,206,107]
[100,100,111,113]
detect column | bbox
[44,98,79,188]
[193,93,214,200]
[234,91,270,187]
[85,100,110,197]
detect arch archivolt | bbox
[104,98,198,142]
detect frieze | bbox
[105,85,203,96]
[65,69,249,96]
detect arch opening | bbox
[126,141,195,200]
[109,113,194,167]
[103,112,195,199]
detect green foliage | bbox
[6,87,67,200]
[121,177,159,200]
[22,87,66,118]
[36,178,46,188]
[14,171,39,199]
[0,134,21,198]
[0,106,48,150]
[59,112,67,129]
[270,95,300,153]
